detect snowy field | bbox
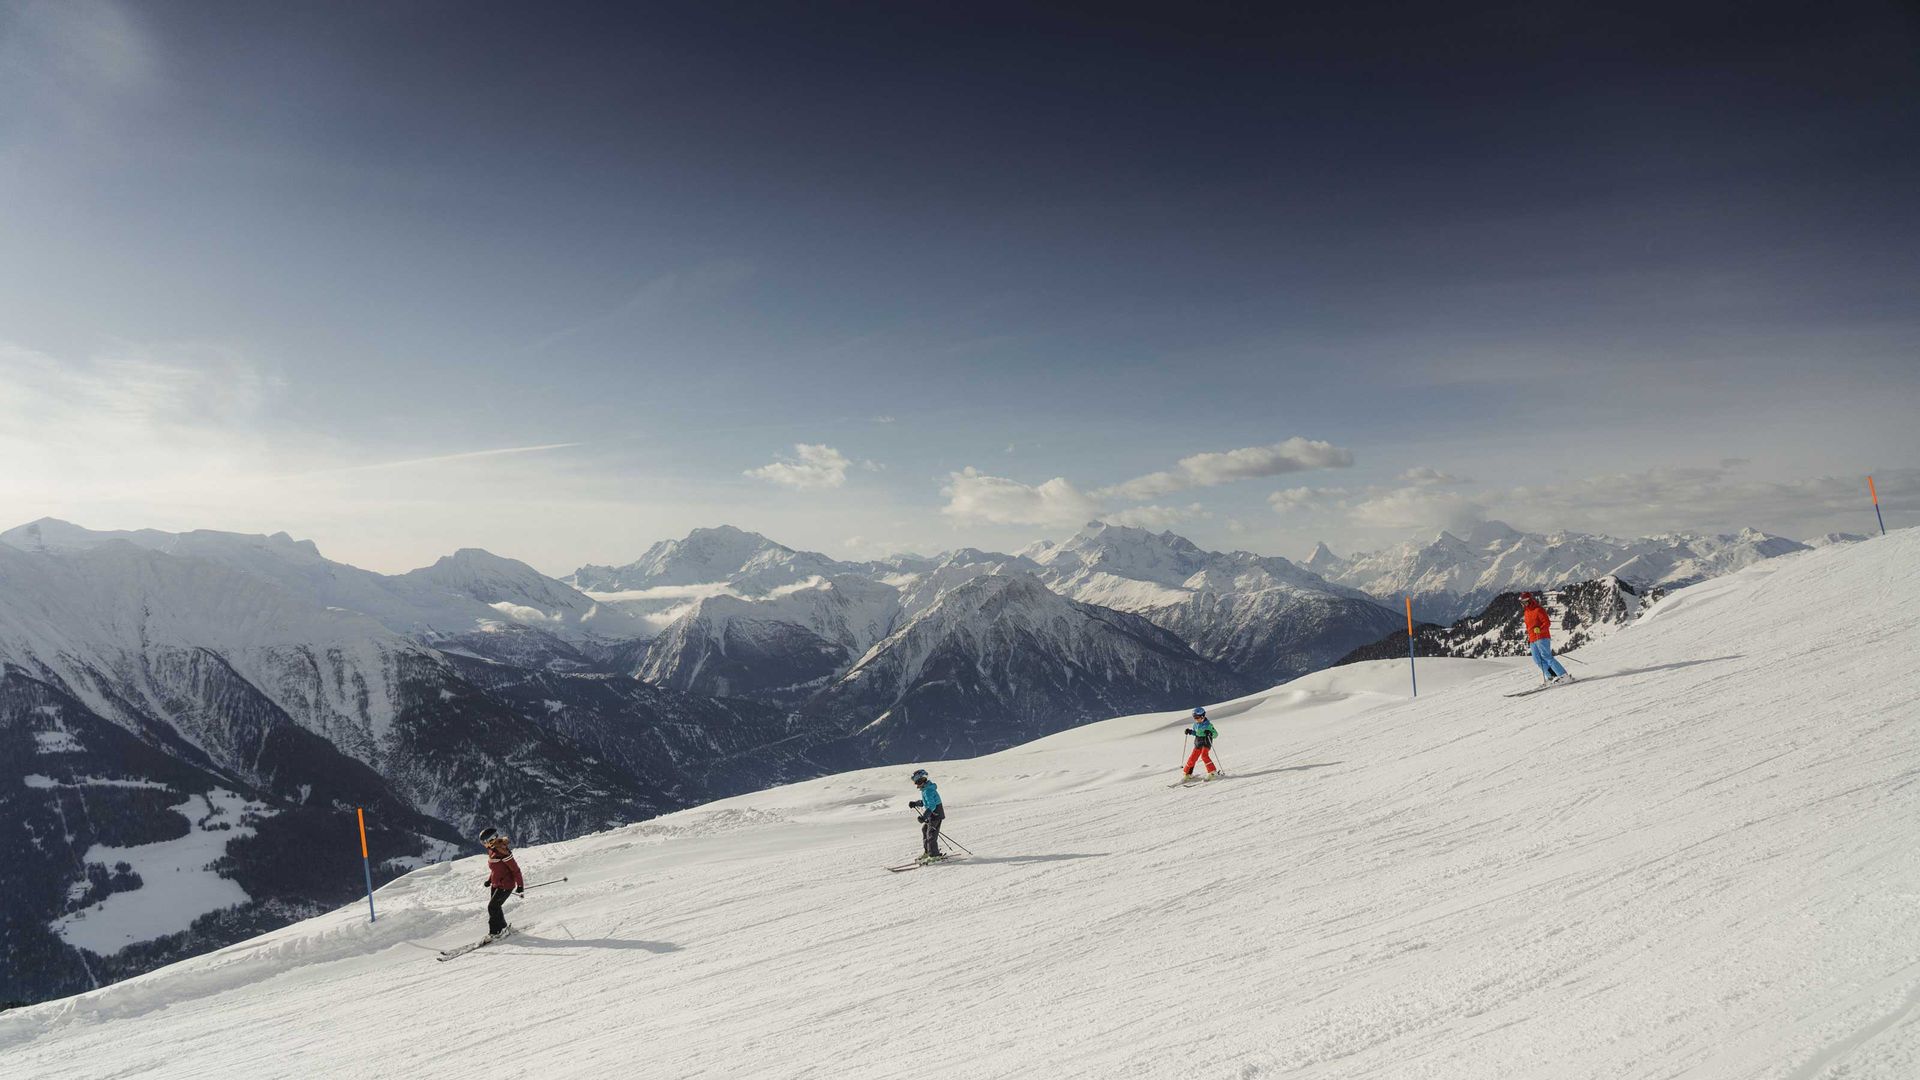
[50,789,267,955]
[3,531,1916,1079]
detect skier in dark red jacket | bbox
[479,828,524,939]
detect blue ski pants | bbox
[1529,638,1567,679]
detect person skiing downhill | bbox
[1520,592,1573,685]
[1183,707,1221,780]
[907,769,946,863]
[478,828,524,938]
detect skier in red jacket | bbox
[1520,592,1572,685]
[479,828,524,939]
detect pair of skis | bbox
[886,854,965,873]
[1504,675,1577,698]
[436,924,528,961]
[1166,773,1226,789]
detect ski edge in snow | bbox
[885,855,964,873]
[436,924,530,961]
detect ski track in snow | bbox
[3,534,1918,1079]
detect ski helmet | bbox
[1192,707,1207,718]
[1519,592,1534,603]
[910,768,929,784]
[478,826,499,844]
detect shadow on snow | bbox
[944,853,1108,866]
[1222,761,1344,781]
[1556,655,1745,684]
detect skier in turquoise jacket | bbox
[908,768,946,862]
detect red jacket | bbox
[1523,603,1552,643]
[486,851,524,891]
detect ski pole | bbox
[936,831,975,857]
[520,877,568,892]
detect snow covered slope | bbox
[5,530,1915,1078]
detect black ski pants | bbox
[488,887,514,935]
[921,809,946,857]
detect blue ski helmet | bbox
[1192,707,1207,718]
[910,768,929,784]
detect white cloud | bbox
[1268,486,1348,513]
[307,442,586,475]
[1400,466,1469,486]
[1102,437,1354,500]
[487,601,562,625]
[1487,465,1914,537]
[1103,503,1209,529]
[940,467,1104,527]
[0,341,280,507]
[1349,486,1488,533]
[745,444,854,490]
[1271,461,1918,543]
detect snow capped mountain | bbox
[638,573,902,703]
[618,522,1399,705]
[1318,520,1812,622]
[1028,522,1403,682]
[0,519,641,653]
[800,571,1251,767]
[569,525,838,593]
[0,540,656,833]
[397,548,646,639]
[568,527,856,636]
[1301,539,1347,577]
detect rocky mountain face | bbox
[1335,577,1663,666]
[797,572,1255,769]
[1312,521,1807,622]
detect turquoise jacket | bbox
[1189,720,1218,747]
[917,781,943,813]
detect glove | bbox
[515,888,524,897]
[1183,728,1194,736]
[908,800,923,809]
[917,813,927,823]
[481,878,490,887]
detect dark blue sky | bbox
[2,1,1915,570]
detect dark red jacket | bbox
[486,851,524,890]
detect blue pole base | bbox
[363,857,377,923]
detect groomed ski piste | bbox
[4,530,1917,1079]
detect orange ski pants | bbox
[1184,745,1216,774]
